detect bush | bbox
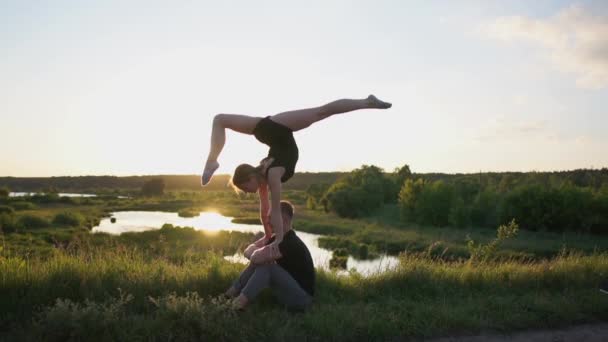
[323,165,389,218]
[467,219,519,263]
[141,179,165,196]
[0,213,19,233]
[399,178,425,222]
[470,190,500,227]
[323,183,374,218]
[0,205,14,214]
[18,214,50,229]
[31,193,60,204]
[0,187,9,198]
[448,197,470,228]
[52,211,85,227]
[177,209,199,218]
[417,181,454,227]
[9,201,37,210]
[500,184,595,232]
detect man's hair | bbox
[280,201,295,219]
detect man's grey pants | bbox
[232,263,312,310]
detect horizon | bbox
[2,1,607,177]
[2,166,608,179]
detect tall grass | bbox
[1,245,607,341]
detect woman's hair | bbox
[229,163,264,192]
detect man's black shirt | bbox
[266,229,315,296]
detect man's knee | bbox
[252,263,272,277]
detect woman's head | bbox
[230,163,263,193]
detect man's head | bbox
[279,200,295,230]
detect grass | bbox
[0,244,607,341]
[1,191,608,340]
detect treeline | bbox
[398,179,608,234]
[2,169,607,194]
[0,172,347,193]
[307,166,608,234]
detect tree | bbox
[305,183,330,210]
[322,165,390,218]
[417,180,454,227]
[394,164,412,188]
[0,187,9,198]
[399,178,425,222]
[141,178,165,196]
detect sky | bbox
[1,0,607,177]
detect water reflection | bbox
[92,211,399,275]
[9,192,97,197]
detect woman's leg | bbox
[202,114,262,185]
[270,94,391,132]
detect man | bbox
[224,201,315,311]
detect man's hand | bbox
[243,243,258,260]
[250,244,282,264]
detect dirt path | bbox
[427,323,608,342]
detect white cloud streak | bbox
[484,5,608,89]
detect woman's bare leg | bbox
[202,114,262,186]
[271,94,391,132]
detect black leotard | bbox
[252,116,299,183]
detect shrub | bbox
[448,197,470,228]
[177,209,199,218]
[141,179,165,196]
[399,178,425,222]
[0,213,19,233]
[52,211,85,227]
[0,205,14,215]
[9,201,37,210]
[470,190,500,227]
[416,181,454,227]
[467,219,519,263]
[18,214,50,229]
[323,165,389,218]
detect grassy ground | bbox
[0,244,607,341]
[1,191,608,340]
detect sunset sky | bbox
[2,1,607,177]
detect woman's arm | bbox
[267,167,285,247]
[258,183,272,241]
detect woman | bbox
[201,95,391,252]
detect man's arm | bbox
[243,243,258,259]
[250,244,282,264]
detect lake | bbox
[92,211,399,275]
[10,192,97,197]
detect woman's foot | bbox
[201,160,219,186]
[366,94,392,109]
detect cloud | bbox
[475,117,556,143]
[483,5,608,89]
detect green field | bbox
[1,190,607,340]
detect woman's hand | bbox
[259,157,275,174]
